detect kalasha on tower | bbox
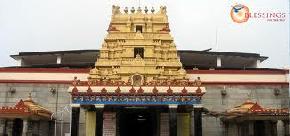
[69,5,206,136]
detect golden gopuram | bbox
[69,5,206,136]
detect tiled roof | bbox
[226,100,289,115]
[0,96,52,120]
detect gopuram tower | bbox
[89,5,187,85]
[70,6,205,136]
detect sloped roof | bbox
[227,100,288,115]
[9,49,268,69]
[215,100,290,122]
[10,49,267,60]
[0,96,53,120]
[206,100,289,121]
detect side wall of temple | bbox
[202,85,289,136]
[0,82,287,136]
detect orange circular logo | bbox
[230,4,250,23]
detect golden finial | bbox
[124,7,128,13]
[137,7,142,13]
[131,7,135,13]
[144,6,148,13]
[151,7,155,13]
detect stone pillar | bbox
[22,119,28,136]
[177,113,191,136]
[277,120,284,136]
[191,112,195,136]
[71,107,80,136]
[284,120,289,136]
[85,110,96,136]
[95,108,103,136]
[194,107,202,136]
[169,105,177,136]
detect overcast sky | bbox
[0,0,289,68]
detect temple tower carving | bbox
[89,5,187,84]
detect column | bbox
[71,107,80,136]
[177,113,191,136]
[169,105,177,136]
[194,107,202,136]
[86,110,96,136]
[95,108,103,136]
[22,119,28,136]
[177,105,192,136]
[191,111,195,136]
[283,120,289,136]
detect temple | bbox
[69,5,206,136]
[221,101,289,136]
[0,5,288,136]
[0,95,53,135]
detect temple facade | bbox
[69,5,206,136]
[0,5,288,136]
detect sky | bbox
[0,0,289,68]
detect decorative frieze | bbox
[72,94,201,105]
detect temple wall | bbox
[0,79,288,135]
[203,85,289,112]
[202,116,223,136]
